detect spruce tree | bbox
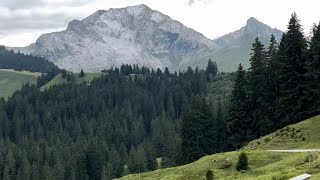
[306,22,320,114]
[227,64,249,148]
[181,96,215,163]
[79,69,85,77]
[276,13,310,125]
[247,37,268,135]
[236,152,249,171]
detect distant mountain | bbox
[14,5,283,72]
[15,4,216,72]
[212,17,283,71]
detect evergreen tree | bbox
[227,64,249,148]
[181,96,215,163]
[205,170,214,180]
[206,59,218,80]
[306,22,320,114]
[236,152,249,171]
[276,12,310,125]
[247,37,269,135]
[62,69,67,79]
[79,69,85,77]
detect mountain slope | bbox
[14,6,283,72]
[0,69,40,99]
[118,115,320,180]
[212,17,283,71]
[17,4,216,72]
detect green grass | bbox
[0,69,40,99]
[117,115,320,180]
[41,72,104,91]
[245,115,320,150]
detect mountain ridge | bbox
[13,4,283,72]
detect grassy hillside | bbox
[41,72,104,91]
[0,69,40,98]
[117,115,320,180]
[244,115,320,150]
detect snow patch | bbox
[126,4,145,16]
[150,12,166,23]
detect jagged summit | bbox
[13,6,283,72]
[213,17,283,48]
[16,4,216,72]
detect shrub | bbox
[205,170,214,180]
[236,152,249,172]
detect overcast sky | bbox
[1,0,320,47]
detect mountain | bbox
[212,17,283,71]
[14,5,283,72]
[16,4,216,72]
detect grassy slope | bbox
[41,72,104,91]
[117,116,320,180]
[0,69,40,98]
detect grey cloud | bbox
[0,0,91,10]
[0,0,44,10]
[0,10,80,34]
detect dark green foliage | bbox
[61,69,67,79]
[0,62,232,179]
[206,59,218,81]
[0,46,60,87]
[306,22,320,113]
[227,13,320,149]
[205,170,214,180]
[236,152,249,171]
[276,13,311,124]
[181,96,215,163]
[79,69,85,77]
[227,64,249,148]
[0,46,59,73]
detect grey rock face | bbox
[18,4,216,72]
[14,5,283,72]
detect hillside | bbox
[245,115,320,150]
[117,115,320,180]
[40,72,104,90]
[0,69,40,98]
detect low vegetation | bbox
[40,72,104,91]
[0,69,40,98]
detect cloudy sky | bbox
[1,0,320,47]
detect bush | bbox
[236,152,249,172]
[205,170,214,180]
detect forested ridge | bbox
[0,46,61,87]
[0,46,59,74]
[0,61,228,179]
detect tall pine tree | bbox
[227,64,249,148]
[276,13,310,125]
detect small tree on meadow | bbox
[79,69,85,77]
[205,170,214,180]
[236,152,249,171]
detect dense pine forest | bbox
[0,61,230,179]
